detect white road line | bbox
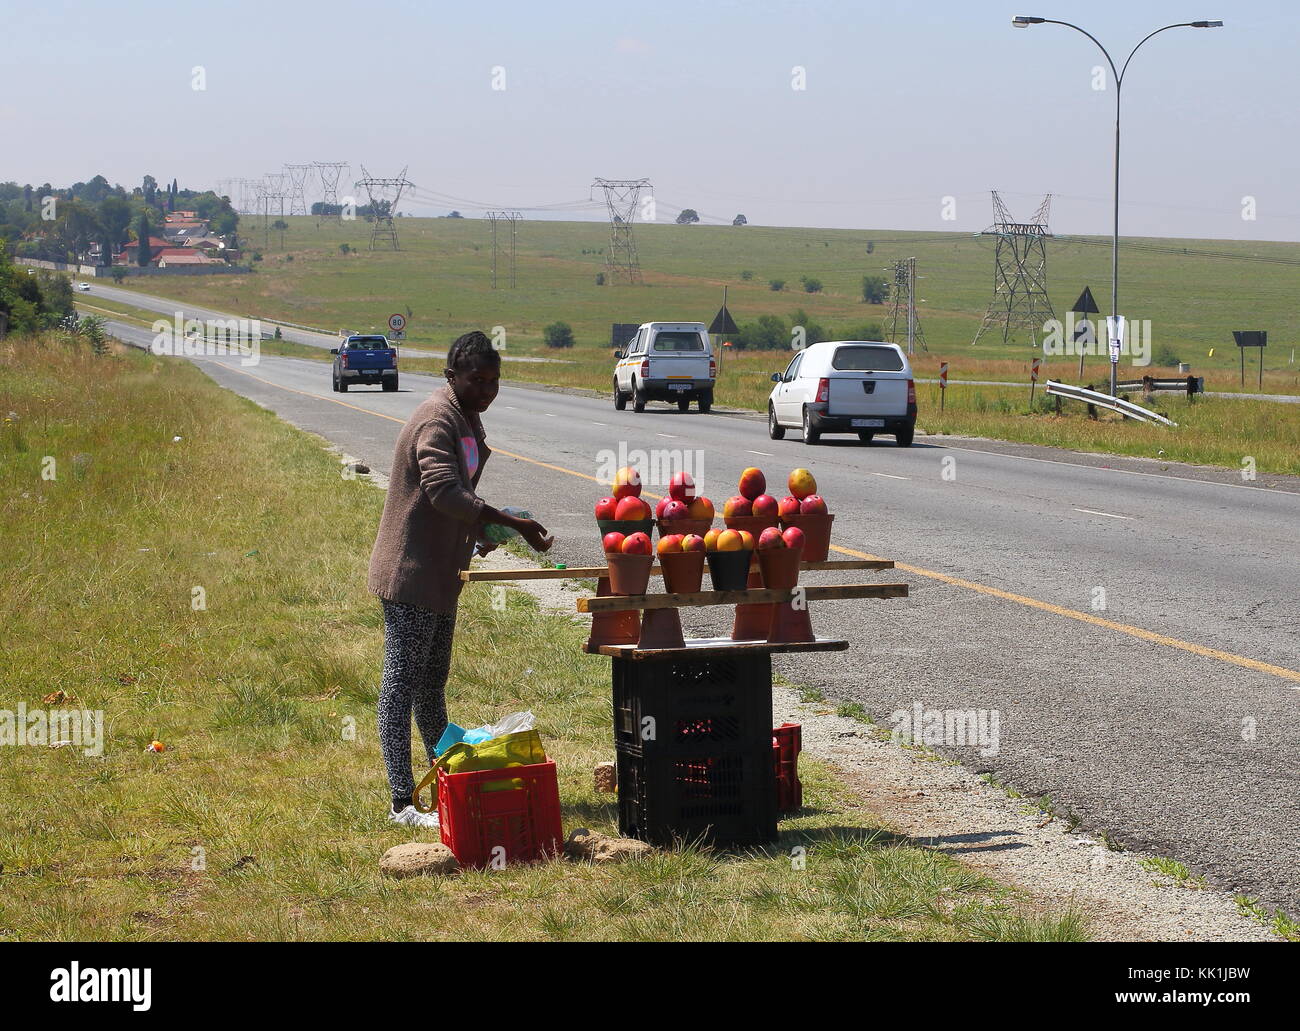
[656,432,676,438]
[873,472,910,480]
[747,450,773,456]
[1073,507,1134,521]
[590,422,606,427]
[545,413,556,417]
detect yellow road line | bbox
[211,359,1300,685]
[829,543,1300,685]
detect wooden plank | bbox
[577,582,908,613]
[587,636,851,660]
[803,558,893,570]
[462,565,662,581]
[464,557,894,581]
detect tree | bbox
[733,214,747,226]
[110,266,127,284]
[136,212,151,266]
[543,321,575,348]
[99,196,132,262]
[769,279,785,291]
[142,175,157,207]
[800,276,823,293]
[675,209,700,225]
[861,275,887,304]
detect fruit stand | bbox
[463,465,910,848]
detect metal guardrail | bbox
[1116,377,1204,395]
[1044,380,1178,427]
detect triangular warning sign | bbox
[709,305,739,335]
[1071,286,1100,314]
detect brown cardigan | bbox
[367,384,491,612]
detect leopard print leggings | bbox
[378,598,457,808]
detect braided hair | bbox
[445,330,500,375]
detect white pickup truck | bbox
[612,321,716,413]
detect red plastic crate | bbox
[437,760,562,869]
[772,723,802,814]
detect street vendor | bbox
[367,330,553,827]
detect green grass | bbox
[93,215,1300,475]
[1139,855,1207,889]
[0,332,1088,941]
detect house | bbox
[157,248,220,268]
[116,236,170,265]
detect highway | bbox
[100,313,1300,913]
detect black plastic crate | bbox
[612,653,773,754]
[616,741,777,847]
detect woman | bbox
[367,330,552,827]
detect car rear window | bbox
[348,337,390,349]
[652,331,705,352]
[831,345,904,372]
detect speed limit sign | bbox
[387,313,407,333]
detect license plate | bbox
[668,383,691,390]
[852,418,885,427]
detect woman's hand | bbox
[515,518,554,553]
[474,534,498,557]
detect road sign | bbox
[387,313,407,333]
[1106,315,1125,364]
[1233,331,1267,387]
[1071,286,1100,314]
[1031,357,1042,382]
[708,305,739,336]
[938,361,949,388]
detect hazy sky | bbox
[6,0,1298,241]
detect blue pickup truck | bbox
[331,334,398,392]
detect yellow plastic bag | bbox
[412,729,546,812]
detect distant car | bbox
[76,282,91,291]
[767,340,916,446]
[331,334,398,392]
[612,321,715,413]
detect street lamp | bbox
[1012,16,1223,395]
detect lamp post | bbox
[1012,16,1222,396]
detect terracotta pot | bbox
[778,512,834,563]
[757,542,803,590]
[658,549,705,594]
[706,549,752,592]
[638,608,685,650]
[723,513,779,535]
[731,560,771,641]
[605,552,653,595]
[656,517,713,540]
[585,575,641,650]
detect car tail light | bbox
[709,357,716,379]
[907,379,916,405]
[640,358,650,378]
[816,377,830,403]
[341,352,348,369]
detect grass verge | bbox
[0,332,1088,941]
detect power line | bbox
[355,166,413,250]
[971,191,1056,347]
[592,178,651,284]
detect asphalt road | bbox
[106,319,1300,914]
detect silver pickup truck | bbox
[612,321,715,413]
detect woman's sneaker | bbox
[389,804,440,829]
